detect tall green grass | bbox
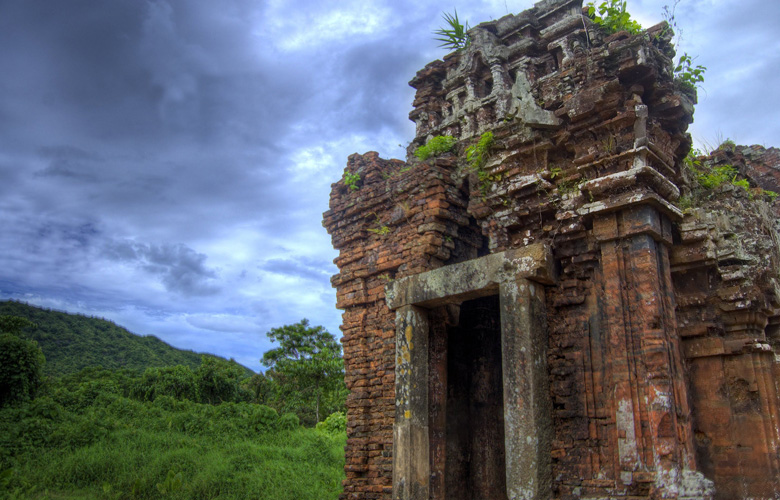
[1,371,345,499]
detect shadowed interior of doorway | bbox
[430,295,508,500]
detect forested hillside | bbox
[0,301,232,376]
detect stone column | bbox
[393,305,430,500]
[500,278,552,500]
[593,204,711,497]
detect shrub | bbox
[465,131,496,195]
[251,405,279,431]
[414,135,458,161]
[133,365,199,402]
[196,356,245,405]
[279,412,300,430]
[316,411,346,434]
[696,164,738,190]
[674,53,707,94]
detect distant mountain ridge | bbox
[0,300,243,376]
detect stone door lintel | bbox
[385,243,556,311]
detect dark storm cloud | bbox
[0,0,153,145]
[104,240,219,296]
[1,214,103,272]
[0,0,313,152]
[0,0,477,366]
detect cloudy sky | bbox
[1,0,777,371]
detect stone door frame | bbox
[385,243,556,500]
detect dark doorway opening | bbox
[443,295,507,500]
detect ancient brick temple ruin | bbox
[322,1,780,498]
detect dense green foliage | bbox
[130,357,252,406]
[0,316,36,335]
[261,320,347,426]
[315,411,347,434]
[0,333,46,407]
[414,135,458,161]
[0,301,218,376]
[0,367,346,499]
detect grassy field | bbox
[1,370,346,499]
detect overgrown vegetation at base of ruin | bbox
[0,368,346,499]
[0,306,348,499]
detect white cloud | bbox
[264,0,395,51]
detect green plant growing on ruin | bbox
[674,53,706,93]
[366,213,391,236]
[344,171,360,191]
[466,131,494,172]
[602,135,617,154]
[718,138,736,151]
[557,177,585,197]
[367,225,391,236]
[659,1,681,44]
[586,0,642,35]
[695,164,737,190]
[682,149,778,203]
[660,2,706,95]
[465,131,495,195]
[733,177,751,192]
[433,9,470,51]
[414,135,458,161]
[676,194,693,212]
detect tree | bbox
[133,364,199,402]
[0,315,45,407]
[262,319,346,424]
[196,355,246,405]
